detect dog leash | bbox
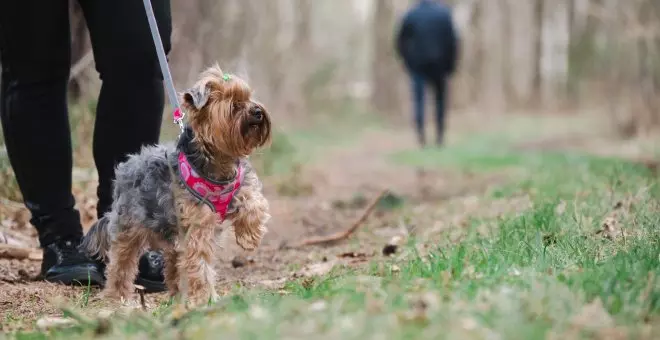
[142,0,185,135]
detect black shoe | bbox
[41,237,105,286]
[83,219,166,293]
[91,250,166,293]
[135,250,166,293]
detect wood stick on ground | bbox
[293,189,388,248]
[0,228,38,247]
[0,243,42,260]
[134,284,147,311]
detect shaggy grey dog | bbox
[81,126,252,260]
[80,65,272,304]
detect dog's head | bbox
[181,65,272,158]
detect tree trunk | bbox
[371,0,400,117]
[479,0,507,112]
[507,0,539,108]
[197,0,218,65]
[531,0,544,107]
[222,0,251,65]
[540,0,571,108]
[289,0,313,115]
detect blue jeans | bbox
[411,70,447,146]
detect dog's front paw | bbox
[210,290,221,304]
[187,292,217,308]
[234,223,267,251]
[100,289,134,303]
[229,185,270,251]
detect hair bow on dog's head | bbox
[223,74,232,81]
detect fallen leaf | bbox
[0,219,17,229]
[543,233,557,247]
[97,309,115,319]
[389,235,406,246]
[338,252,368,259]
[94,318,112,336]
[461,317,478,331]
[597,214,619,240]
[36,317,77,331]
[400,292,440,325]
[571,298,614,331]
[382,244,398,256]
[308,300,327,312]
[17,269,31,281]
[555,200,567,215]
[28,251,43,261]
[301,277,315,289]
[0,244,41,260]
[258,278,287,290]
[248,305,269,320]
[293,260,337,278]
[231,255,255,268]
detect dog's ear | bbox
[183,82,211,110]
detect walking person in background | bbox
[395,0,459,147]
[0,0,171,291]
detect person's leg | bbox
[78,0,171,218]
[79,0,172,292]
[0,0,104,284]
[410,71,426,147]
[431,72,448,146]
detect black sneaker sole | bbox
[135,277,166,293]
[96,263,166,293]
[44,269,106,287]
[46,270,165,294]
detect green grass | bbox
[7,119,660,339]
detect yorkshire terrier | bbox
[81,65,272,305]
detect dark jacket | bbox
[395,0,459,76]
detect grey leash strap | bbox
[142,0,185,134]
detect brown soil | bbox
[2,127,467,328]
[4,116,648,329]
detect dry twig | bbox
[291,189,388,248]
[0,243,42,260]
[0,228,37,247]
[134,284,147,311]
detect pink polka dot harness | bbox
[177,151,244,221]
[143,0,245,221]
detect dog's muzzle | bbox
[248,108,264,125]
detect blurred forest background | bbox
[3,0,660,331]
[1,0,659,178]
[63,0,660,138]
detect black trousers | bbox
[0,0,172,246]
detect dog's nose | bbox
[251,107,263,121]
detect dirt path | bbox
[6,112,649,327]
[1,120,560,328]
[0,126,435,323]
[214,127,428,285]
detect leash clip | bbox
[173,107,185,135]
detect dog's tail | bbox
[79,215,113,262]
